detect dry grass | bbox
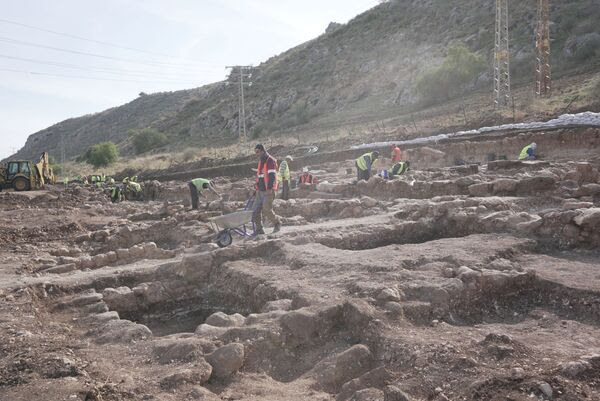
[56,71,600,180]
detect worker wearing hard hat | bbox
[278,155,293,200]
[355,151,380,181]
[518,142,537,160]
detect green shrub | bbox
[415,43,486,103]
[130,128,168,154]
[84,142,119,167]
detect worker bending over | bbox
[518,142,537,160]
[188,178,220,210]
[123,177,143,201]
[355,151,379,181]
[253,144,282,235]
[390,161,410,178]
[279,155,293,200]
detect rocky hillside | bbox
[11,0,600,161]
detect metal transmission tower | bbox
[535,0,551,97]
[493,0,511,107]
[226,65,253,141]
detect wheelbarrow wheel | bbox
[216,230,233,248]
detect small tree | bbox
[415,43,486,103]
[130,128,168,154]
[85,142,118,167]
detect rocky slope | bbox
[9,0,600,161]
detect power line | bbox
[0,35,211,70]
[0,53,214,78]
[0,67,200,85]
[0,17,214,64]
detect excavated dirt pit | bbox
[105,282,263,337]
[2,128,600,401]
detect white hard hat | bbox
[285,155,293,161]
[302,167,309,172]
[531,142,537,149]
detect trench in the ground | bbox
[125,296,249,337]
[101,266,293,338]
[446,269,600,327]
[98,224,196,254]
[314,217,490,250]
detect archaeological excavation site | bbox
[1,123,600,401]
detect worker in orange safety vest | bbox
[252,144,282,235]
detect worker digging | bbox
[188,178,221,210]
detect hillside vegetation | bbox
[9,0,600,162]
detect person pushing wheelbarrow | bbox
[252,144,282,235]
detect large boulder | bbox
[308,344,375,391]
[338,367,394,401]
[280,309,318,345]
[205,343,245,379]
[195,324,229,338]
[153,338,216,364]
[573,208,600,230]
[516,176,556,194]
[492,179,518,194]
[468,183,492,197]
[205,312,246,327]
[159,363,212,389]
[94,320,152,344]
[334,345,375,389]
[102,287,138,312]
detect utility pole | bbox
[535,0,551,97]
[226,65,253,142]
[493,0,511,107]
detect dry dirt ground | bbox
[1,127,600,401]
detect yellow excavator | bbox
[0,152,56,191]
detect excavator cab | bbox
[6,160,37,191]
[0,152,55,191]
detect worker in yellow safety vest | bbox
[355,151,379,181]
[518,143,537,160]
[278,155,293,200]
[390,161,410,178]
[189,178,221,209]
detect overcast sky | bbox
[0,0,379,159]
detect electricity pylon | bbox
[494,0,511,107]
[226,65,253,141]
[535,0,551,97]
